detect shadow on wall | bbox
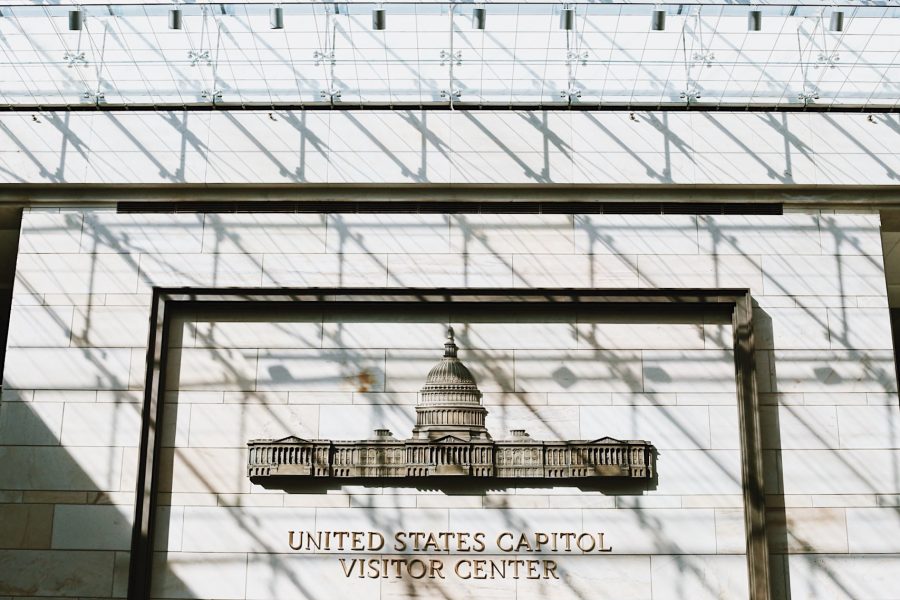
[2,212,898,599]
[0,209,22,390]
[155,298,898,600]
[0,400,138,596]
[754,308,792,600]
[0,397,240,598]
[754,306,900,600]
[155,301,740,600]
[3,111,898,185]
[1,309,896,599]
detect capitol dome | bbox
[412,328,491,441]
[419,329,483,406]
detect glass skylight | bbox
[0,1,897,109]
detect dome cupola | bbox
[419,327,483,407]
[412,327,491,441]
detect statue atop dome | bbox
[413,327,491,442]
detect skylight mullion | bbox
[752,8,797,107]
[656,7,690,106]
[102,12,150,104]
[209,8,248,105]
[508,4,519,106]
[538,7,554,105]
[19,7,74,105]
[0,12,42,105]
[854,9,893,107]
[597,8,622,105]
[240,5,277,105]
[138,5,187,105]
[628,11,654,105]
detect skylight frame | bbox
[0,1,895,110]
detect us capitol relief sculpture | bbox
[248,328,654,480]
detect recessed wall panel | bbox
[153,304,746,600]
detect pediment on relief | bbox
[270,435,313,444]
[586,436,626,445]
[431,435,469,444]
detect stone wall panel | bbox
[1,208,896,599]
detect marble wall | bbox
[151,302,744,600]
[0,209,898,599]
[0,111,898,186]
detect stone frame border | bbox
[127,287,769,600]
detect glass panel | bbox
[0,2,895,108]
